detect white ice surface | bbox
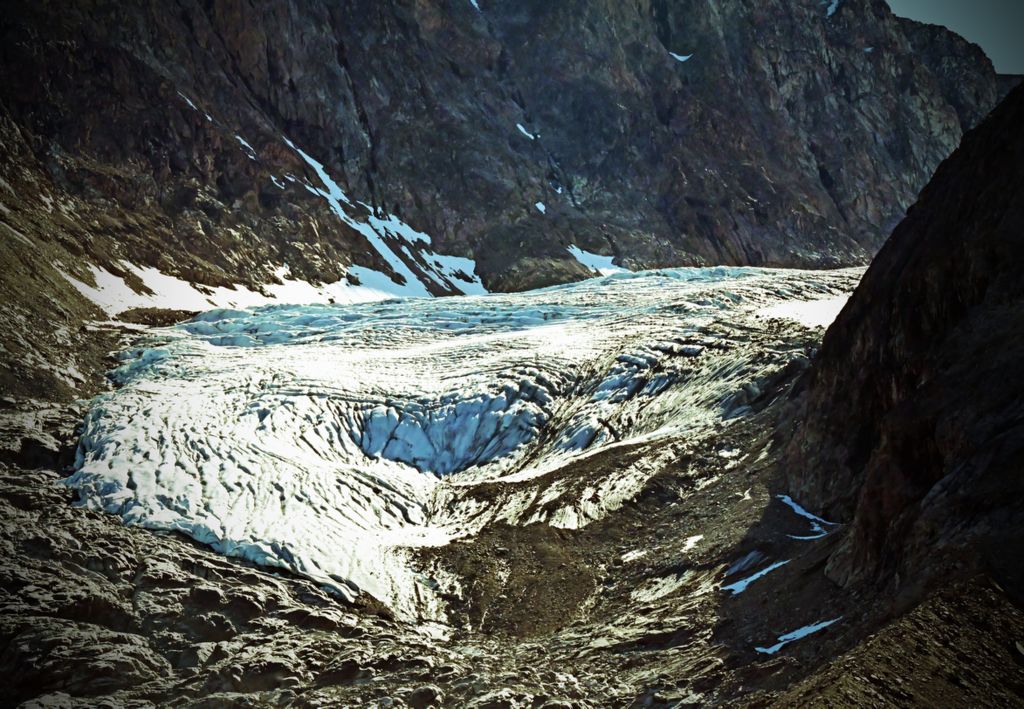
[669,52,693,62]
[567,245,628,276]
[516,123,537,140]
[757,294,848,328]
[68,266,859,620]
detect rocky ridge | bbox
[2,4,1024,707]
[0,0,1006,399]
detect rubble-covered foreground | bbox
[66,267,856,625]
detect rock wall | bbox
[781,84,1024,596]
[897,17,999,130]
[0,0,1001,286]
[0,0,1003,398]
[997,74,1024,97]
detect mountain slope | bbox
[0,0,1002,401]
[782,83,1024,599]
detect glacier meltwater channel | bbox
[67,267,858,624]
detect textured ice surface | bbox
[68,266,859,620]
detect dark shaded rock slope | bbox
[998,74,1024,97]
[783,83,1024,600]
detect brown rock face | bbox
[0,0,1003,400]
[0,0,1001,287]
[781,84,1024,595]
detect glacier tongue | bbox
[66,266,860,621]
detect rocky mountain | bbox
[0,0,1006,401]
[782,82,1024,603]
[895,17,1001,131]
[3,3,1024,706]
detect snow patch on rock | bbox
[60,263,405,317]
[67,266,861,619]
[758,294,848,328]
[516,123,537,140]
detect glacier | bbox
[66,266,861,623]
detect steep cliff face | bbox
[0,0,1002,398]
[782,84,1024,596]
[897,17,999,131]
